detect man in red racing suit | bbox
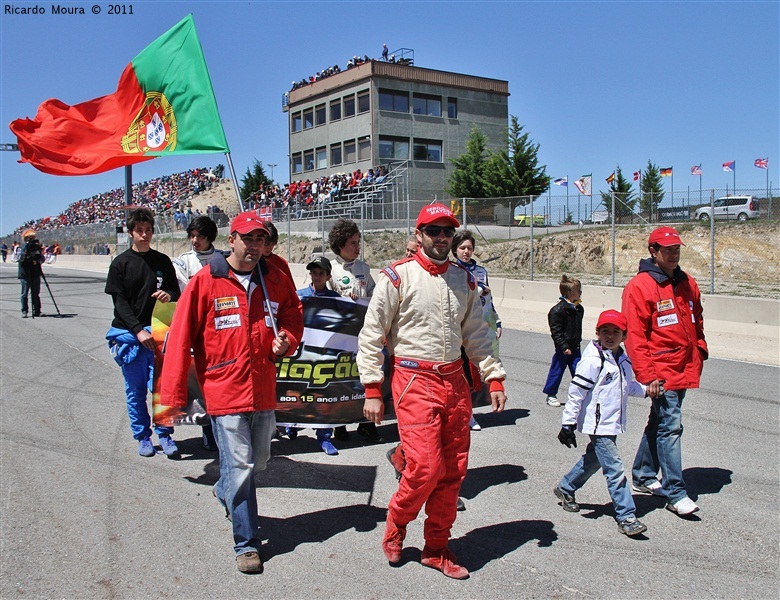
[357,203,507,579]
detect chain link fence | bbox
[9,187,778,299]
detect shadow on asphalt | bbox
[461,463,527,501]
[259,504,388,560]
[452,519,559,572]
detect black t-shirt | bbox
[105,248,179,334]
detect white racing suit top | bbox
[356,255,506,386]
[172,247,225,292]
[329,255,375,299]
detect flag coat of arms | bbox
[10,14,228,176]
[573,175,591,196]
[691,165,702,176]
[605,172,615,185]
[754,158,768,169]
[660,167,673,177]
[722,161,735,172]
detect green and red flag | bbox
[9,14,228,176]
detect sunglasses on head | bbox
[421,226,456,238]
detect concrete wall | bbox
[51,255,779,366]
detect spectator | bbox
[543,275,584,407]
[18,229,44,318]
[622,226,708,516]
[160,211,303,574]
[104,208,180,458]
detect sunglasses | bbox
[421,226,456,238]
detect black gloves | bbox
[558,424,577,448]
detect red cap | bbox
[596,309,628,332]
[416,203,460,229]
[230,211,269,235]
[648,226,685,247]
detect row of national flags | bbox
[553,158,768,196]
[622,158,769,183]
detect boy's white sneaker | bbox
[546,395,561,407]
[666,497,700,515]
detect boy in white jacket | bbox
[554,309,661,536]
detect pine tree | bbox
[447,127,489,199]
[639,160,664,217]
[600,166,636,220]
[239,160,272,203]
[482,116,548,205]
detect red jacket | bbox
[621,258,708,391]
[160,254,303,415]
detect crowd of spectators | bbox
[245,165,391,220]
[289,47,395,92]
[11,165,225,237]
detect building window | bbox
[292,153,302,174]
[447,97,458,119]
[304,149,314,171]
[379,136,409,160]
[344,140,356,163]
[303,108,314,129]
[357,91,370,113]
[413,139,442,162]
[291,112,302,133]
[344,95,355,118]
[413,94,442,117]
[316,147,327,169]
[330,99,341,121]
[358,136,371,161]
[315,103,326,126]
[378,89,409,113]
[330,143,342,166]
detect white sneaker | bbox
[632,480,665,496]
[546,395,561,407]
[666,497,700,515]
[469,415,481,431]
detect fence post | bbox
[611,191,616,287]
[709,189,715,294]
[529,195,535,281]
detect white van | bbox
[694,195,760,222]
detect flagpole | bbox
[671,167,674,212]
[733,161,736,194]
[767,158,771,219]
[224,152,245,212]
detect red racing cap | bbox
[416,203,460,229]
[596,309,628,332]
[230,211,269,235]
[648,226,685,247]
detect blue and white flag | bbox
[553,177,568,186]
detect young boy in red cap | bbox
[554,309,661,536]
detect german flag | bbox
[660,167,673,177]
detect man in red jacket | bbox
[160,211,303,574]
[622,226,708,517]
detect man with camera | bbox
[18,229,44,318]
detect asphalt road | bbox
[0,264,777,599]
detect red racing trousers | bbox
[387,359,471,550]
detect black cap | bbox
[306,255,332,273]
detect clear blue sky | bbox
[1,1,777,234]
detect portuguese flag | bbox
[10,14,228,176]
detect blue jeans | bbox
[20,275,41,315]
[120,345,173,440]
[559,435,636,522]
[632,389,687,503]
[212,410,276,556]
[543,348,581,396]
